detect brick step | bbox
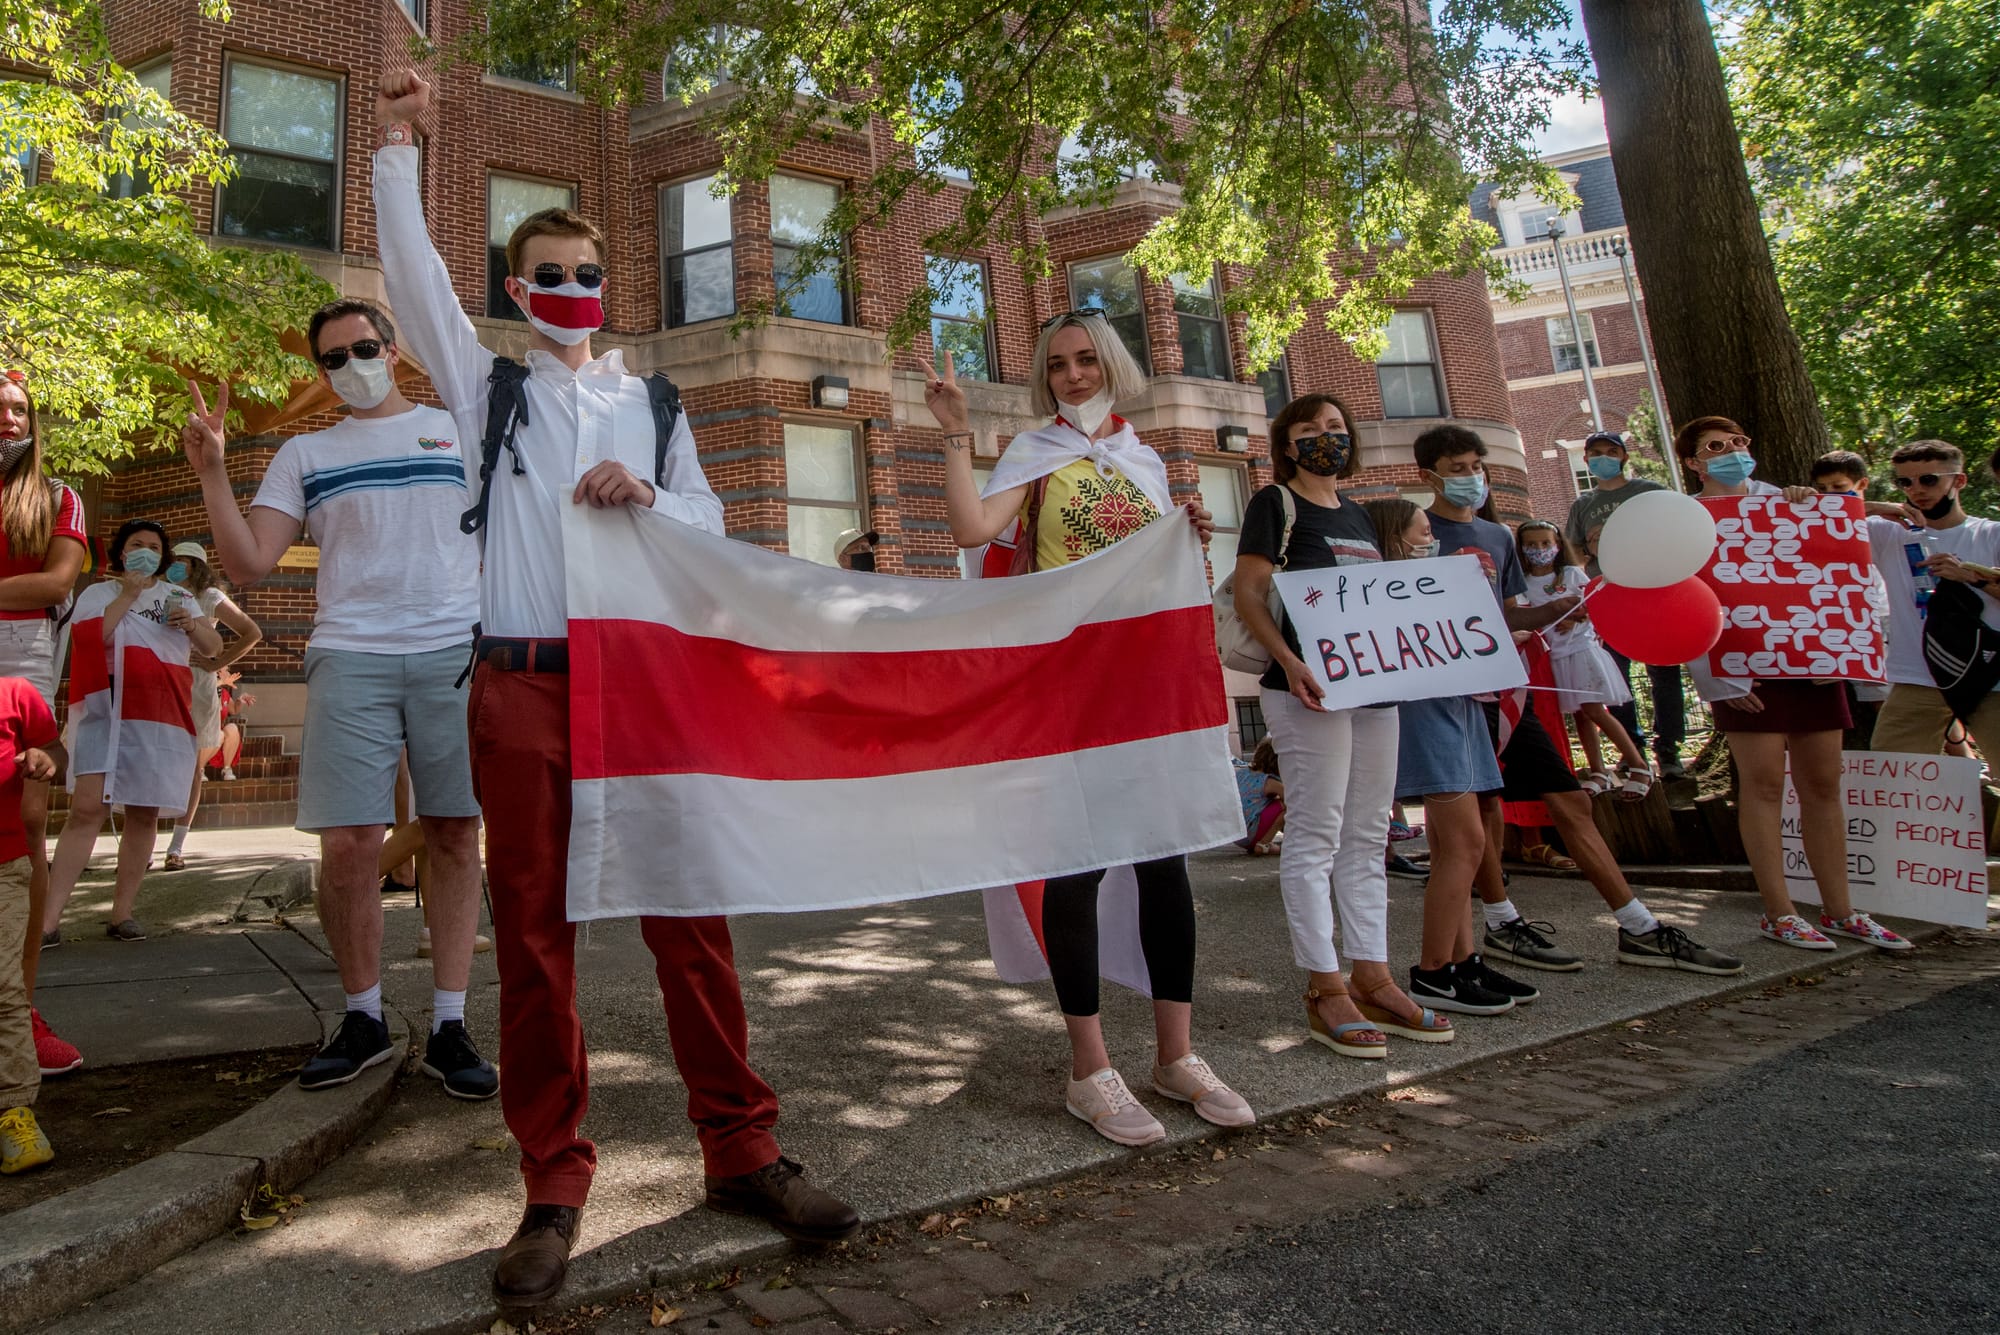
[235,733,287,758]
[51,777,298,813]
[189,800,296,830]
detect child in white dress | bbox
[1514,520,1653,799]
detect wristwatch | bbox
[382,123,412,146]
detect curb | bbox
[0,1011,408,1333]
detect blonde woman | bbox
[0,372,88,1075]
[925,312,1253,1146]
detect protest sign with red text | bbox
[1699,493,1885,682]
[1782,752,1986,929]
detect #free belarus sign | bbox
[1273,554,1526,710]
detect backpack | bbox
[1922,577,2000,724]
[1212,485,1297,674]
[459,355,684,537]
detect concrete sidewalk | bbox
[39,847,1932,1335]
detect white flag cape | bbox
[562,507,1241,924]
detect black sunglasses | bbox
[317,339,384,371]
[530,262,605,290]
[1893,473,1954,490]
[1040,307,1107,330]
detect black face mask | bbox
[848,551,877,572]
[1292,431,1352,477]
[1921,490,1961,523]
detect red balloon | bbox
[1587,576,1724,666]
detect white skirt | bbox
[190,669,222,753]
[1550,641,1632,714]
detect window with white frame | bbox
[1376,310,1444,419]
[661,173,734,326]
[1564,441,1593,496]
[108,60,173,197]
[784,422,863,565]
[1056,132,1155,184]
[1199,461,1248,584]
[662,26,818,101]
[1067,255,1149,372]
[394,0,425,30]
[487,175,577,319]
[217,60,340,250]
[1173,271,1230,381]
[1546,313,1601,373]
[1517,204,1562,241]
[927,255,993,381]
[770,174,847,324]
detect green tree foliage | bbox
[1725,0,2000,463]
[0,2,333,471]
[462,0,1586,364]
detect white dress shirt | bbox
[372,144,725,639]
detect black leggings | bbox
[1042,855,1197,1017]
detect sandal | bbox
[1616,763,1654,802]
[1519,842,1579,873]
[1303,988,1387,1059]
[1578,770,1614,796]
[162,854,186,872]
[1353,985,1455,1043]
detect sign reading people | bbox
[1699,493,1885,682]
[1273,554,1526,710]
[1782,752,1988,929]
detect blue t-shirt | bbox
[1428,510,1526,600]
[1233,757,1273,831]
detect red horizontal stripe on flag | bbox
[571,607,1225,781]
[118,646,194,733]
[70,618,109,701]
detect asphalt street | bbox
[1008,975,2000,1335]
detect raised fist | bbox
[377,69,432,126]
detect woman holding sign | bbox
[1676,417,1911,951]
[1232,395,1453,1058]
[927,317,1254,1147]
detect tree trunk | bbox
[1579,0,1828,484]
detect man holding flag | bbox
[371,70,858,1310]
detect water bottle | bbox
[1904,533,1936,618]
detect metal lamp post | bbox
[1611,234,1681,493]
[1546,218,1603,434]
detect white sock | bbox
[166,824,188,857]
[1482,898,1520,931]
[432,988,466,1034]
[346,983,383,1021]
[1612,899,1659,935]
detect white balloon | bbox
[1596,490,1718,588]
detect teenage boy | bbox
[1813,451,1889,748]
[182,302,496,1102]
[371,70,858,1309]
[1418,426,1742,983]
[1562,430,1686,779]
[0,680,57,1174]
[1865,441,2000,756]
[1810,450,1870,497]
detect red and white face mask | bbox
[520,281,604,346]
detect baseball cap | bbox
[170,541,208,563]
[1582,431,1628,451]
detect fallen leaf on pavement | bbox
[489,1320,518,1335]
[470,1136,511,1152]
[1211,1147,1229,1161]
[764,1275,793,1291]
[702,1267,742,1291]
[92,1107,133,1118]
[649,1303,683,1327]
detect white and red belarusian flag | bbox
[68,599,198,815]
[562,506,1242,922]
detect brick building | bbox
[1472,143,1676,523]
[74,0,1528,768]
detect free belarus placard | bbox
[1273,554,1526,711]
[1700,493,1885,681]
[1781,751,1987,929]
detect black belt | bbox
[474,636,569,674]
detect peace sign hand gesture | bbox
[181,379,229,479]
[924,350,971,435]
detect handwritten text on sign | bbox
[1782,751,1986,928]
[1274,554,1527,710]
[1700,493,1884,681]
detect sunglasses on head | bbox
[1893,472,1954,490]
[529,262,605,290]
[1040,308,1106,330]
[316,339,385,371]
[1695,433,1750,456]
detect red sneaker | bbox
[31,1010,81,1076]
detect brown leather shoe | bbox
[704,1155,860,1243]
[492,1203,581,1308]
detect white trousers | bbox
[1262,689,1399,974]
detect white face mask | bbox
[520,280,605,347]
[1058,388,1114,437]
[327,355,393,410]
[1410,539,1440,560]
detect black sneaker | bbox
[1657,757,1688,781]
[1409,962,1515,1015]
[1385,852,1430,879]
[298,1011,395,1090]
[1618,923,1743,976]
[1483,917,1583,972]
[420,1020,500,1100]
[1461,952,1538,1004]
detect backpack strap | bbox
[1274,484,1298,570]
[643,372,683,489]
[459,357,532,537]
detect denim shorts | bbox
[1395,694,1503,800]
[297,643,478,830]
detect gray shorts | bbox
[298,643,478,831]
[0,617,59,713]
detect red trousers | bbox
[469,662,781,1207]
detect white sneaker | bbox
[1065,1067,1165,1147]
[1152,1053,1255,1127]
